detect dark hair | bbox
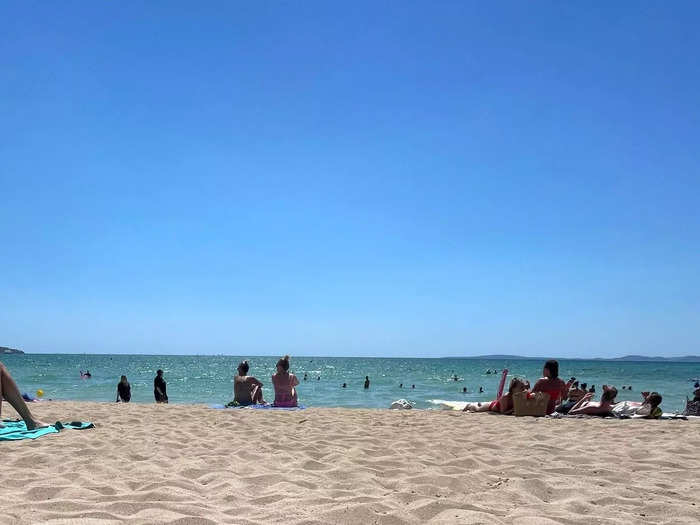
[120,375,127,381]
[580,383,587,390]
[601,387,617,403]
[647,392,662,407]
[238,360,249,375]
[157,369,163,375]
[277,355,290,372]
[544,360,559,379]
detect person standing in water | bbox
[364,376,370,389]
[116,375,131,402]
[233,360,264,405]
[272,355,299,407]
[154,369,168,403]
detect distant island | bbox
[0,346,24,355]
[454,354,700,363]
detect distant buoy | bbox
[36,389,44,398]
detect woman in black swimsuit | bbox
[154,369,168,403]
[116,375,131,402]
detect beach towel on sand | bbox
[0,420,94,441]
[209,403,306,411]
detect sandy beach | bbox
[1,401,698,525]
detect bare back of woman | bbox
[272,355,299,407]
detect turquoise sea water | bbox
[2,354,698,412]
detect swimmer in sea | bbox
[364,376,370,389]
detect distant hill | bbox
[0,346,24,355]
[451,354,700,363]
[607,355,700,363]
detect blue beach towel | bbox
[0,420,95,441]
[210,403,306,411]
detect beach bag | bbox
[683,399,700,416]
[513,391,550,417]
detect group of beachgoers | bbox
[2,357,698,431]
[113,369,167,403]
[112,356,300,408]
[462,359,667,418]
[227,355,299,407]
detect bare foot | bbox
[25,419,51,431]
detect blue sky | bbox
[1,2,699,357]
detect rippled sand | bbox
[1,401,698,524]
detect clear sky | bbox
[2,2,699,357]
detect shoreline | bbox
[2,401,699,524]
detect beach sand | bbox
[1,401,698,524]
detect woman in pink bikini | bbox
[271,355,299,407]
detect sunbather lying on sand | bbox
[462,378,527,414]
[612,391,663,419]
[568,385,618,416]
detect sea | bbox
[2,354,699,413]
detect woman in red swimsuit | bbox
[463,378,527,413]
[532,360,570,415]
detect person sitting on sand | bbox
[272,355,299,407]
[684,388,700,416]
[463,378,527,414]
[568,385,618,416]
[555,380,586,414]
[154,369,168,403]
[532,360,570,415]
[0,362,48,430]
[232,360,265,406]
[116,375,131,403]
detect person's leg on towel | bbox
[0,362,48,430]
